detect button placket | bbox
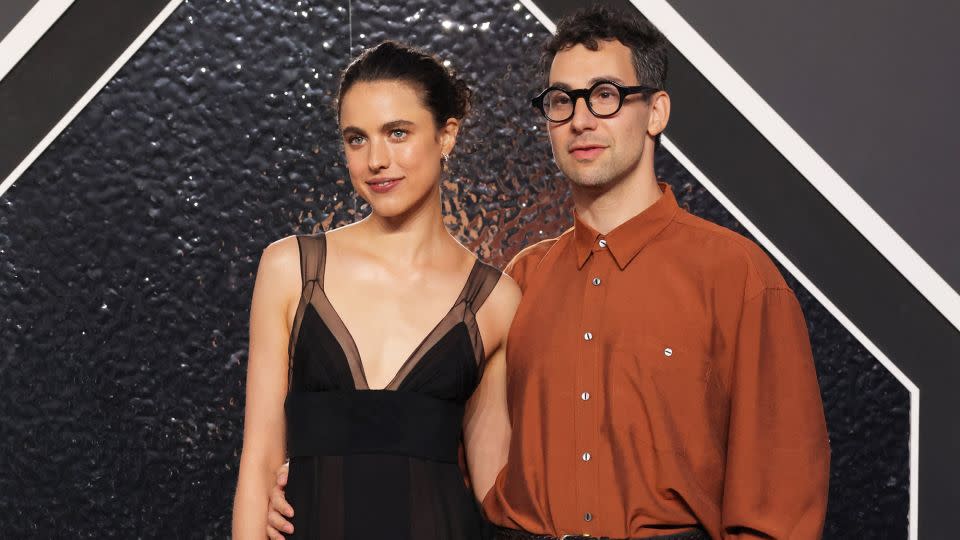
[576,246,607,536]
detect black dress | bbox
[283,232,501,540]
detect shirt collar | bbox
[573,182,680,270]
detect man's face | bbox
[546,40,653,189]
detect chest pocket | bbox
[607,335,721,455]
[633,336,710,377]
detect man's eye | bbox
[390,129,407,138]
[348,135,365,145]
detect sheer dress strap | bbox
[459,261,502,372]
[287,232,328,377]
[296,232,326,287]
[459,261,502,314]
[382,260,503,391]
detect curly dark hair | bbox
[541,5,668,90]
[338,41,472,128]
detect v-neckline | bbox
[318,236,482,391]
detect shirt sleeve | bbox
[722,287,831,539]
[504,239,553,293]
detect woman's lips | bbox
[570,146,606,160]
[366,177,403,194]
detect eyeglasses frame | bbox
[531,80,660,122]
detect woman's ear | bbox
[439,118,461,157]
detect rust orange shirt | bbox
[483,184,830,539]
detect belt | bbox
[285,390,464,463]
[493,526,710,540]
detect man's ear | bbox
[647,91,671,137]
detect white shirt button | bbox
[584,512,593,522]
[598,239,607,248]
[664,347,673,357]
[592,277,601,286]
[583,332,593,341]
[581,391,590,401]
[582,452,591,462]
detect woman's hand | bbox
[266,461,294,539]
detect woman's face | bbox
[339,80,458,219]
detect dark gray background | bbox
[0,0,40,43]
[667,0,960,291]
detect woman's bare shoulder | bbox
[260,235,301,272]
[253,235,304,306]
[475,267,521,348]
[485,270,521,316]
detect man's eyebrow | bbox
[548,81,574,91]
[548,76,631,91]
[590,75,629,86]
[341,125,365,137]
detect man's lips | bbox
[569,145,607,160]
[366,177,403,193]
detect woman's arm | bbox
[463,275,521,502]
[463,345,510,502]
[233,238,300,540]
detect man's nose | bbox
[569,95,598,132]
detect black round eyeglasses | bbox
[531,80,659,123]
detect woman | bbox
[232,41,520,540]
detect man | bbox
[267,6,830,539]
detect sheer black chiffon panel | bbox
[284,456,344,540]
[284,455,486,540]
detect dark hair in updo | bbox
[337,41,472,128]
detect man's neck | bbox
[571,165,662,235]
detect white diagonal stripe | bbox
[0,0,185,200]
[0,0,76,83]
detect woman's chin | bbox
[365,188,438,221]
[367,200,414,220]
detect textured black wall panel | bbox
[0,0,908,538]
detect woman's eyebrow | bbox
[382,120,415,131]
[342,120,414,137]
[341,125,366,137]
